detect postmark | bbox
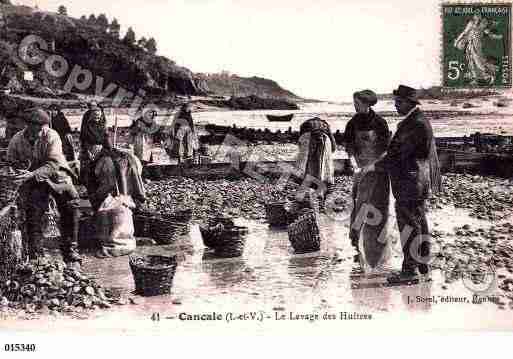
[442,2,512,88]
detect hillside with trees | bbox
[0,3,302,106]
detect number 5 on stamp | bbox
[442,2,512,88]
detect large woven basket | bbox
[199,223,248,257]
[0,205,23,281]
[265,201,290,227]
[162,209,192,235]
[288,209,321,254]
[133,213,155,238]
[129,254,177,296]
[151,218,189,244]
[0,173,22,209]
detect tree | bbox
[58,5,68,16]
[123,27,136,46]
[137,37,147,48]
[109,18,120,38]
[145,37,157,54]
[88,14,97,24]
[97,13,109,31]
[80,15,87,22]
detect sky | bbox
[14,0,442,101]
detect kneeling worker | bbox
[7,108,82,267]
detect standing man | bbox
[8,108,82,267]
[363,85,441,281]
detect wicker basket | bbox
[151,218,188,245]
[265,201,290,227]
[199,223,248,256]
[288,209,321,254]
[161,209,192,235]
[129,254,177,296]
[0,172,23,209]
[0,205,22,281]
[162,209,193,222]
[133,214,155,238]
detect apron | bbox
[352,129,390,269]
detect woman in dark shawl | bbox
[79,102,111,187]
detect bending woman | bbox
[296,117,337,207]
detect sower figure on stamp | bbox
[344,90,391,267]
[7,108,82,268]
[362,85,441,281]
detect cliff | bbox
[196,73,301,101]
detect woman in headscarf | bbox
[129,108,159,164]
[79,102,110,188]
[344,89,390,268]
[48,104,76,162]
[165,103,199,164]
[295,117,337,208]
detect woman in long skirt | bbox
[344,90,391,268]
[296,117,337,208]
[165,103,199,164]
[129,109,158,164]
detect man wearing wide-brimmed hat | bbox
[363,85,441,282]
[7,108,82,267]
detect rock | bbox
[129,297,142,305]
[0,297,9,308]
[84,286,95,296]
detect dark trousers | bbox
[395,200,430,274]
[22,180,80,261]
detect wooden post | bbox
[113,116,118,148]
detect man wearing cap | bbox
[7,108,82,266]
[362,85,441,281]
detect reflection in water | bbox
[201,252,248,289]
[287,252,331,288]
[79,214,446,319]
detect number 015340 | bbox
[4,344,36,352]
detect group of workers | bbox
[4,84,441,282]
[4,101,197,269]
[299,85,441,281]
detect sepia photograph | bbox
[0,0,513,354]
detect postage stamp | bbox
[442,2,512,88]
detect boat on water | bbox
[266,114,294,122]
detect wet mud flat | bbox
[2,173,513,331]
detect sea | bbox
[63,99,513,138]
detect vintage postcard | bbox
[0,0,513,354]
